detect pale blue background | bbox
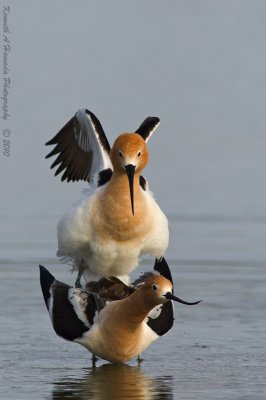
[0,0,265,264]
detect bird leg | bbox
[137,354,143,364]
[75,272,83,288]
[74,260,86,288]
[92,354,98,367]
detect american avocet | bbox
[39,258,201,364]
[46,109,168,285]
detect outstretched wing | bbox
[39,265,99,342]
[45,109,112,182]
[135,116,160,142]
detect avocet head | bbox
[139,274,202,306]
[110,133,149,215]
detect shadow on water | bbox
[51,363,173,400]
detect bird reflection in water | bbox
[51,363,173,400]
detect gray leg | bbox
[92,354,98,367]
[75,270,83,288]
[137,354,143,364]
[74,260,86,288]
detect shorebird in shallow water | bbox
[46,109,168,285]
[39,258,201,364]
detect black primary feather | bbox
[135,116,160,142]
[39,266,99,341]
[45,109,110,182]
[154,257,173,286]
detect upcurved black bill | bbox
[125,164,136,215]
[165,292,202,306]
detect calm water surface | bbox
[1,256,266,399]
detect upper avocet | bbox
[46,109,169,285]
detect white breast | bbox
[56,189,168,277]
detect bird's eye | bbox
[137,151,141,157]
[119,151,123,157]
[152,284,158,291]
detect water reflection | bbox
[51,363,173,400]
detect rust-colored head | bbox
[110,133,149,174]
[137,274,173,306]
[110,133,149,215]
[136,273,202,307]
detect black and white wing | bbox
[146,257,174,336]
[134,115,160,192]
[154,257,173,287]
[45,109,112,182]
[39,265,100,342]
[135,116,160,142]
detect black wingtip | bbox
[135,116,160,141]
[45,139,54,146]
[39,265,55,310]
[154,257,173,286]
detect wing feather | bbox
[147,257,174,336]
[46,109,112,182]
[135,116,160,142]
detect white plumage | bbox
[57,186,169,279]
[46,108,169,283]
